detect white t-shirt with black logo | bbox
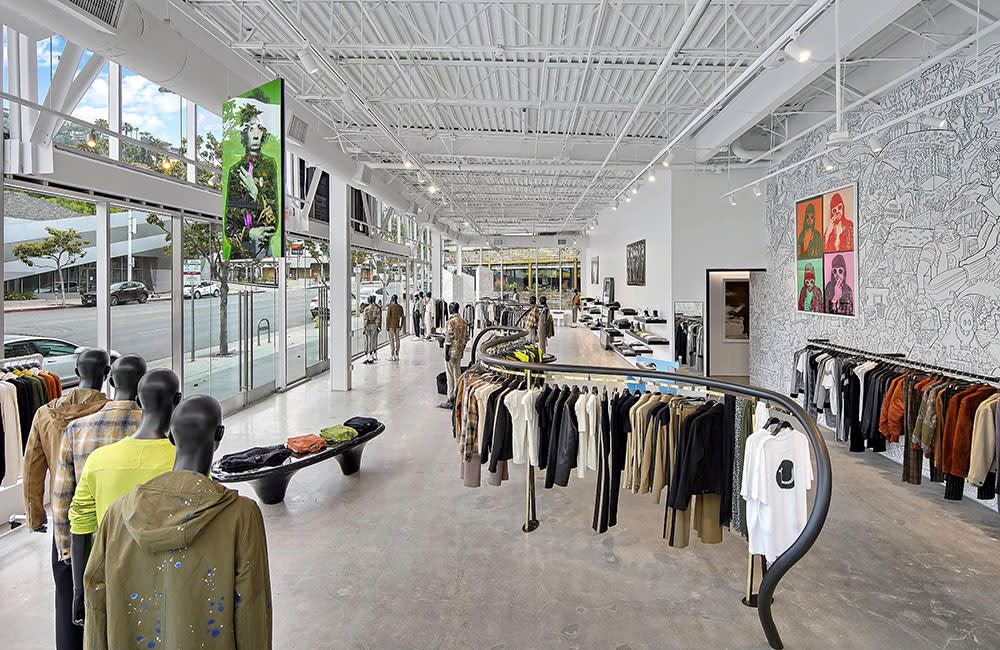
[741,428,813,562]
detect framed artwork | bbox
[626,239,646,286]
[795,183,857,317]
[591,257,600,285]
[723,279,750,340]
[222,78,285,262]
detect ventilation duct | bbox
[286,114,309,146]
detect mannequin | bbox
[83,395,273,650]
[571,289,581,327]
[424,291,436,337]
[413,291,425,339]
[386,294,404,361]
[70,368,182,625]
[537,296,551,355]
[107,354,146,401]
[23,348,110,650]
[440,301,469,409]
[526,296,539,344]
[363,295,382,364]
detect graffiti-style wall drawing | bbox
[751,44,1000,397]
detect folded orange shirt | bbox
[287,434,327,454]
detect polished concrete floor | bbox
[2,327,1000,649]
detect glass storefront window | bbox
[3,189,99,388]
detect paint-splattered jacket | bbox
[84,470,272,650]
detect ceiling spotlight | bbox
[611,204,617,211]
[86,129,97,148]
[752,183,762,197]
[298,47,321,75]
[417,172,426,184]
[728,195,737,206]
[822,156,835,171]
[625,196,632,203]
[631,186,638,195]
[922,115,948,129]
[427,185,438,194]
[661,152,674,167]
[783,38,811,63]
[869,136,884,154]
[647,173,656,183]
[463,220,471,227]
[161,158,172,171]
[402,158,414,169]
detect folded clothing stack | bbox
[217,445,292,473]
[320,425,359,443]
[287,434,327,454]
[344,416,380,435]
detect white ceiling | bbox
[180,0,986,240]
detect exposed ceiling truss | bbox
[179,0,983,239]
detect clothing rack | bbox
[469,326,831,650]
[806,338,1000,386]
[1,353,44,369]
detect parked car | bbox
[81,281,150,306]
[3,335,118,388]
[309,292,355,318]
[183,281,221,299]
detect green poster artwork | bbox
[221,78,284,261]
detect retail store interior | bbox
[2,1,1000,649]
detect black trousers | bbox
[52,538,83,650]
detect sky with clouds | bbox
[4,29,222,144]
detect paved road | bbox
[5,291,320,362]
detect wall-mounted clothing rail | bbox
[467,326,831,650]
[806,338,1000,386]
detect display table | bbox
[212,423,385,504]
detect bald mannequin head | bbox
[529,296,537,305]
[75,348,111,390]
[133,369,182,440]
[108,354,147,401]
[169,395,224,475]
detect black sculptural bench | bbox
[212,423,384,504]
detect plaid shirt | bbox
[522,306,538,330]
[53,401,142,560]
[445,315,469,360]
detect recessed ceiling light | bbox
[427,185,438,194]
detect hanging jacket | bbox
[84,470,272,650]
[21,387,107,530]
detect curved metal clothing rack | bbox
[469,326,832,650]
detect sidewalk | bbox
[4,293,172,312]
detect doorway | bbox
[704,269,761,382]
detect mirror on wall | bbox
[673,301,704,373]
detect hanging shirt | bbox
[741,428,813,562]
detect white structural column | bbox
[431,233,442,297]
[108,63,121,161]
[170,216,184,382]
[329,179,352,391]
[95,201,111,352]
[185,99,197,183]
[456,244,463,273]
[276,257,288,390]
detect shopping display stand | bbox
[468,326,831,650]
[212,423,384,504]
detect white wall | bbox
[670,168,768,305]
[708,271,750,376]
[583,174,671,316]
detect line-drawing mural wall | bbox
[750,45,1000,505]
[752,45,1000,395]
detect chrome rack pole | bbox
[523,368,539,533]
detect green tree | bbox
[146,216,233,356]
[12,227,89,306]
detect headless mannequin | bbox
[69,356,150,624]
[424,291,435,337]
[527,296,538,343]
[169,394,225,475]
[537,297,550,354]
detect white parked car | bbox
[3,335,119,388]
[183,281,221,299]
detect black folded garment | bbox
[344,416,380,435]
[620,308,638,316]
[217,445,292,473]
